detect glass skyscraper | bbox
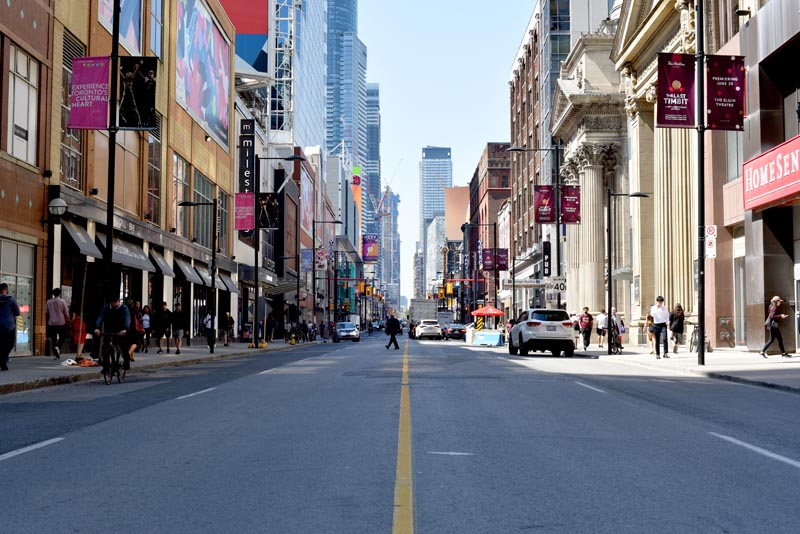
[419,146,453,241]
[365,83,381,234]
[294,0,328,151]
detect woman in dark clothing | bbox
[760,296,790,358]
[669,304,685,354]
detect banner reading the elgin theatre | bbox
[656,53,696,129]
[560,185,581,224]
[362,233,380,263]
[706,55,746,131]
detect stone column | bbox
[577,143,609,312]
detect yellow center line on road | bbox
[392,338,414,533]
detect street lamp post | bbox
[178,199,219,354]
[312,219,342,328]
[606,189,649,355]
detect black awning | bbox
[174,257,203,284]
[193,266,212,286]
[220,272,239,294]
[62,220,102,259]
[149,250,175,277]
[96,233,155,272]
[263,277,300,296]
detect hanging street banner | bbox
[481,249,495,271]
[234,192,255,230]
[300,249,314,272]
[561,185,581,224]
[68,57,110,129]
[706,55,746,131]
[362,233,379,263]
[315,247,329,270]
[118,56,158,130]
[496,248,509,271]
[656,53,696,129]
[534,185,556,223]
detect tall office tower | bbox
[294,0,328,151]
[380,189,400,299]
[326,0,367,166]
[413,243,425,299]
[364,83,382,235]
[419,146,453,241]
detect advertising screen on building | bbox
[98,0,142,55]
[176,0,231,146]
[219,0,269,72]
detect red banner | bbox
[496,248,508,271]
[743,134,800,211]
[706,55,745,131]
[657,53,696,129]
[234,192,255,230]
[561,185,581,224]
[534,186,556,223]
[481,249,495,271]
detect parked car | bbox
[508,309,574,357]
[334,321,360,342]
[415,319,443,340]
[444,323,467,340]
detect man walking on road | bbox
[385,313,401,350]
[650,296,670,359]
[578,307,593,351]
[46,288,70,359]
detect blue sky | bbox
[359,1,535,304]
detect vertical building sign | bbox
[235,119,256,231]
[542,241,551,277]
[561,185,581,224]
[534,186,556,223]
[706,55,745,131]
[656,53,696,129]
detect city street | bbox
[1,335,799,533]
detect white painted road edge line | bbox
[176,387,216,400]
[575,381,607,394]
[0,437,65,462]
[427,451,475,456]
[709,432,800,470]
[259,369,276,374]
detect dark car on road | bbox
[444,323,467,340]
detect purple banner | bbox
[301,249,314,273]
[68,57,110,130]
[482,249,495,271]
[534,186,556,223]
[234,192,254,230]
[706,55,745,131]
[561,185,581,224]
[496,248,508,271]
[657,53,696,129]
[362,233,379,263]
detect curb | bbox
[0,343,304,396]
[603,355,800,395]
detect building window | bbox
[147,117,162,224]
[193,170,214,248]
[7,44,39,165]
[725,131,743,183]
[501,173,509,188]
[173,154,190,237]
[60,33,85,190]
[218,190,229,256]
[0,239,34,354]
[150,0,163,57]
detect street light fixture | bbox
[606,190,649,355]
[178,199,218,354]
[312,219,343,329]
[507,141,564,309]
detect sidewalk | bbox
[0,339,320,395]
[594,344,800,394]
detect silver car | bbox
[508,309,575,357]
[334,322,360,342]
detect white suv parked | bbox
[415,319,443,340]
[508,309,575,357]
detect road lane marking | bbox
[259,369,276,374]
[176,387,216,400]
[427,451,474,456]
[709,432,800,470]
[392,339,414,534]
[0,437,64,462]
[575,381,607,394]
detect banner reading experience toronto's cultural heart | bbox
[534,186,555,223]
[656,53,696,129]
[561,185,581,224]
[68,57,110,129]
[706,55,745,131]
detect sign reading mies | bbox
[743,134,800,211]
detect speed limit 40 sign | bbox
[706,225,717,259]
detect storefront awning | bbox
[174,257,203,285]
[96,233,155,272]
[220,272,239,294]
[193,266,225,289]
[62,220,102,259]
[263,277,300,297]
[149,250,175,277]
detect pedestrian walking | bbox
[0,283,20,371]
[172,303,189,355]
[645,312,655,354]
[596,310,607,348]
[222,311,235,346]
[578,307,593,351]
[46,287,70,359]
[650,296,670,358]
[153,302,172,354]
[385,313,401,350]
[141,304,152,352]
[571,313,581,347]
[669,303,685,354]
[760,296,791,358]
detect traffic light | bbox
[358,281,365,294]
[446,282,454,295]
[366,286,372,297]
[438,288,445,299]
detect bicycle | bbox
[687,321,713,353]
[100,332,127,384]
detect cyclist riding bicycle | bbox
[94,296,132,372]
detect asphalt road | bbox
[1,335,799,533]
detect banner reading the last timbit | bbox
[561,185,581,224]
[118,56,158,130]
[534,186,556,223]
[706,55,745,131]
[656,53,696,129]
